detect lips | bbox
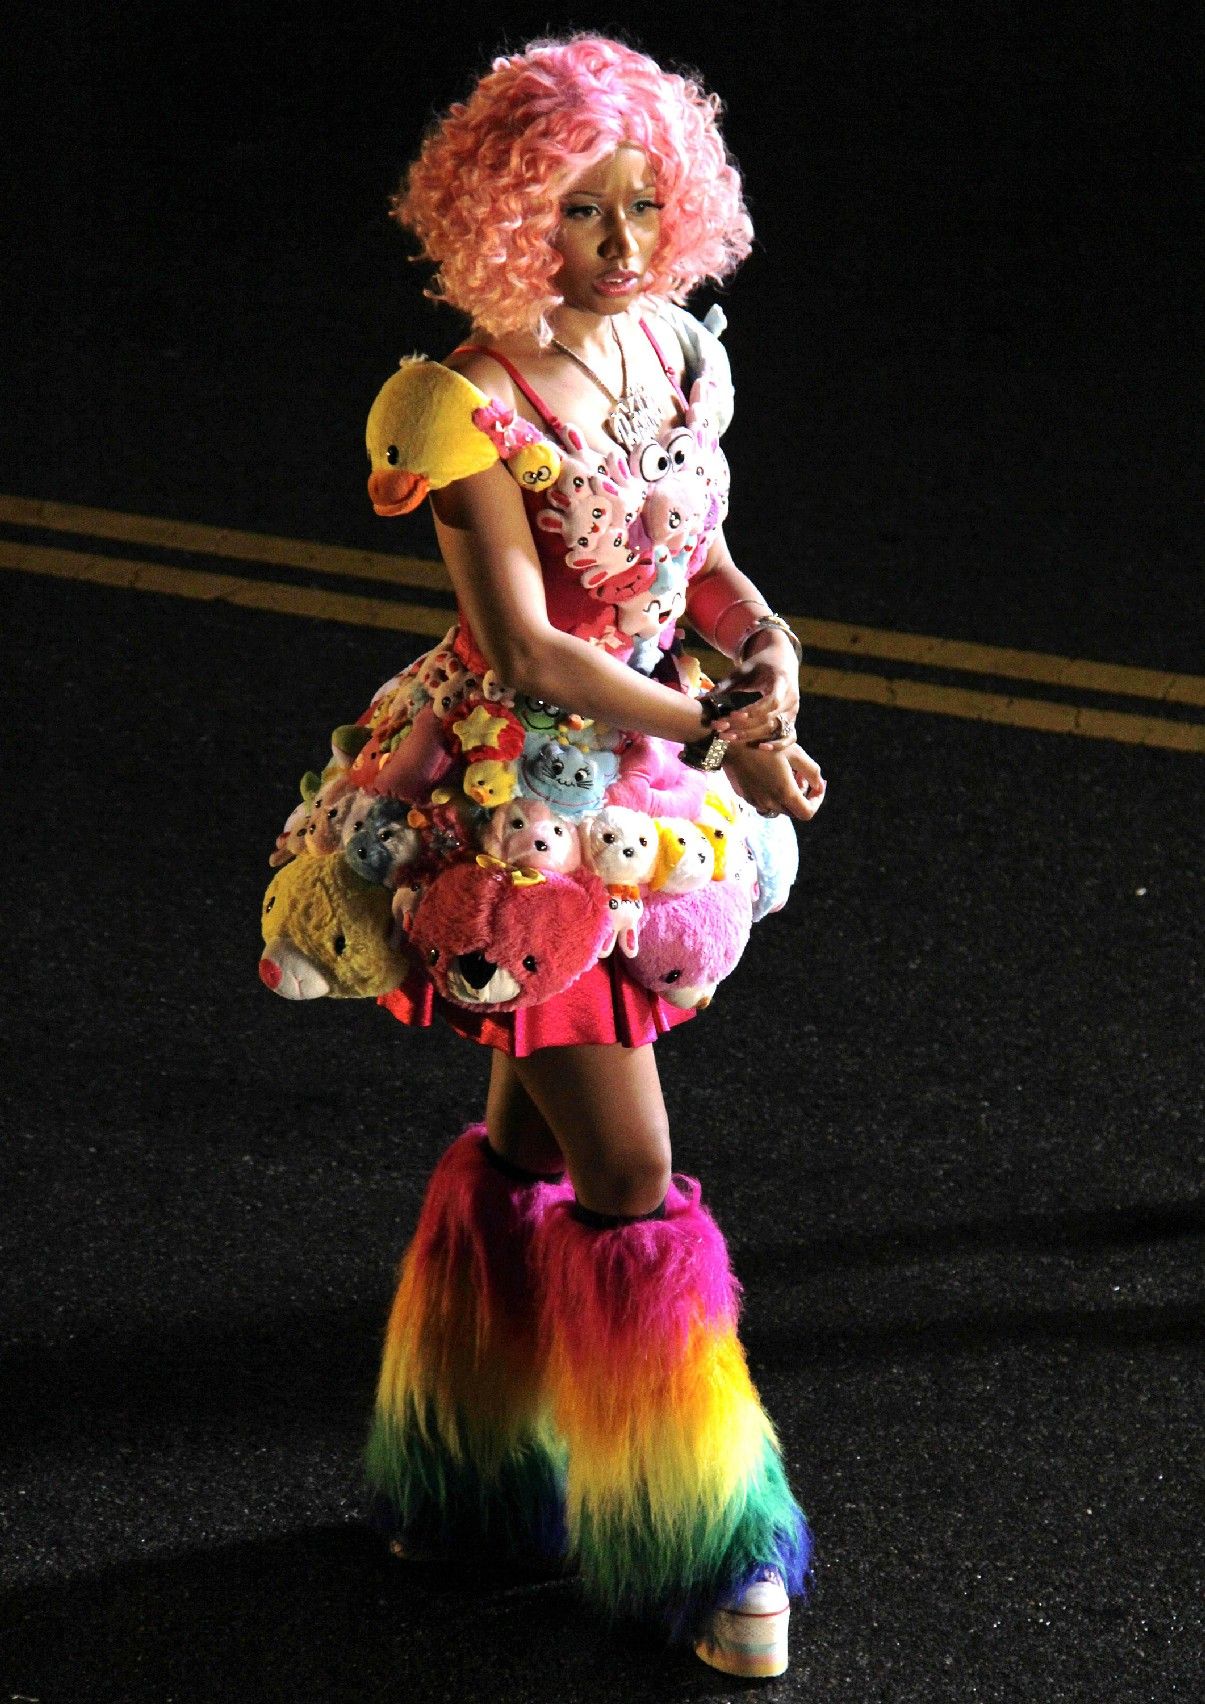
[594,271,640,296]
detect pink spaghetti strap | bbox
[638,318,689,410]
[451,344,570,444]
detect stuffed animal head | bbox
[409,859,610,1011]
[737,802,801,922]
[303,777,374,856]
[626,879,753,1010]
[582,806,658,886]
[344,798,422,887]
[259,854,411,999]
[463,758,519,809]
[518,740,619,817]
[366,359,499,515]
[651,818,715,892]
[482,798,582,872]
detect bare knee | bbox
[569,1118,672,1219]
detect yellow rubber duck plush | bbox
[366,357,563,515]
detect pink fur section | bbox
[610,735,712,820]
[410,1125,573,1329]
[535,1177,739,1368]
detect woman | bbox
[361,35,825,1678]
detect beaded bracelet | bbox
[735,613,803,664]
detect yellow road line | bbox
[0,540,456,641]
[0,492,448,594]
[793,664,1205,754]
[791,616,1205,709]
[4,492,1201,709]
[4,537,1201,753]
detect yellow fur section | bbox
[546,1315,776,1530]
[375,1247,550,1475]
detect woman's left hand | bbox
[723,741,826,823]
[706,633,800,752]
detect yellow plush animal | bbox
[366,356,563,514]
[366,358,500,515]
[258,855,411,999]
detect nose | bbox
[258,956,282,990]
[600,212,638,263]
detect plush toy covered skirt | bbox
[257,622,800,1042]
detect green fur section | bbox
[366,1404,569,1563]
[572,1432,806,1639]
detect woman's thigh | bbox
[509,1042,672,1218]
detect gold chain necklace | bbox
[548,321,662,453]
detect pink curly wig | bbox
[396,35,753,339]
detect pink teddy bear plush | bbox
[626,878,753,1011]
[482,798,583,873]
[409,859,610,1012]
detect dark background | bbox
[2,3,1201,1701]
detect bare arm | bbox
[430,460,707,746]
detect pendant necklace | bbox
[549,320,662,453]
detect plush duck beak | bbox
[367,467,431,516]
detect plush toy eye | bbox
[666,430,693,468]
[638,836,648,847]
[550,757,564,777]
[386,444,399,466]
[264,896,275,913]
[427,947,439,966]
[510,816,524,829]
[591,507,604,521]
[603,831,617,844]
[668,509,682,529]
[522,954,537,972]
[576,535,590,549]
[552,825,564,836]
[639,443,670,482]
[664,968,682,983]
[334,934,347,956]
[574,767,591,786]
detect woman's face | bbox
[552,145,662,316]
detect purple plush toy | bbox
[626,877,753,1011]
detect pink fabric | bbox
[379,952,696,1056]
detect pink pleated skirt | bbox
[378,953,696,1056]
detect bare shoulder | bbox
[444,344,519,410]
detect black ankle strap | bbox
[480,1136,566,1186]
[570,1198,668,1229]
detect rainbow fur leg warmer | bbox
[366,1126,571,1564]
[535,1177,811,1643]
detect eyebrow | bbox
[562,184,658,200]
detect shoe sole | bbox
[695,1602,790,1677]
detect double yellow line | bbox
[2,493,1202,753]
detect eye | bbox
[535,466,551,483]
[639,443,670,482]
[264,896,275,913]
[591,507,604,521]
[668,509,682,529]
[522,954,538,972]
[386,444,399,465]
[333,934,347,956]
[553,825,564,836]
[574,767,591,785]
[603,831,617,844]
[510,816,524,829]
[664,968,682,983]
[550,758,564,776]
[665,430,693,468]
[638,836,648,847]
[426,947,439,966]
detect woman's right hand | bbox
[723,741,826,823]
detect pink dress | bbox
[270,315,747,1057]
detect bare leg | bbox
[485,1050,566,1176]
[510,1042,671,1218]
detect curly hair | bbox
[395,34,753,340]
